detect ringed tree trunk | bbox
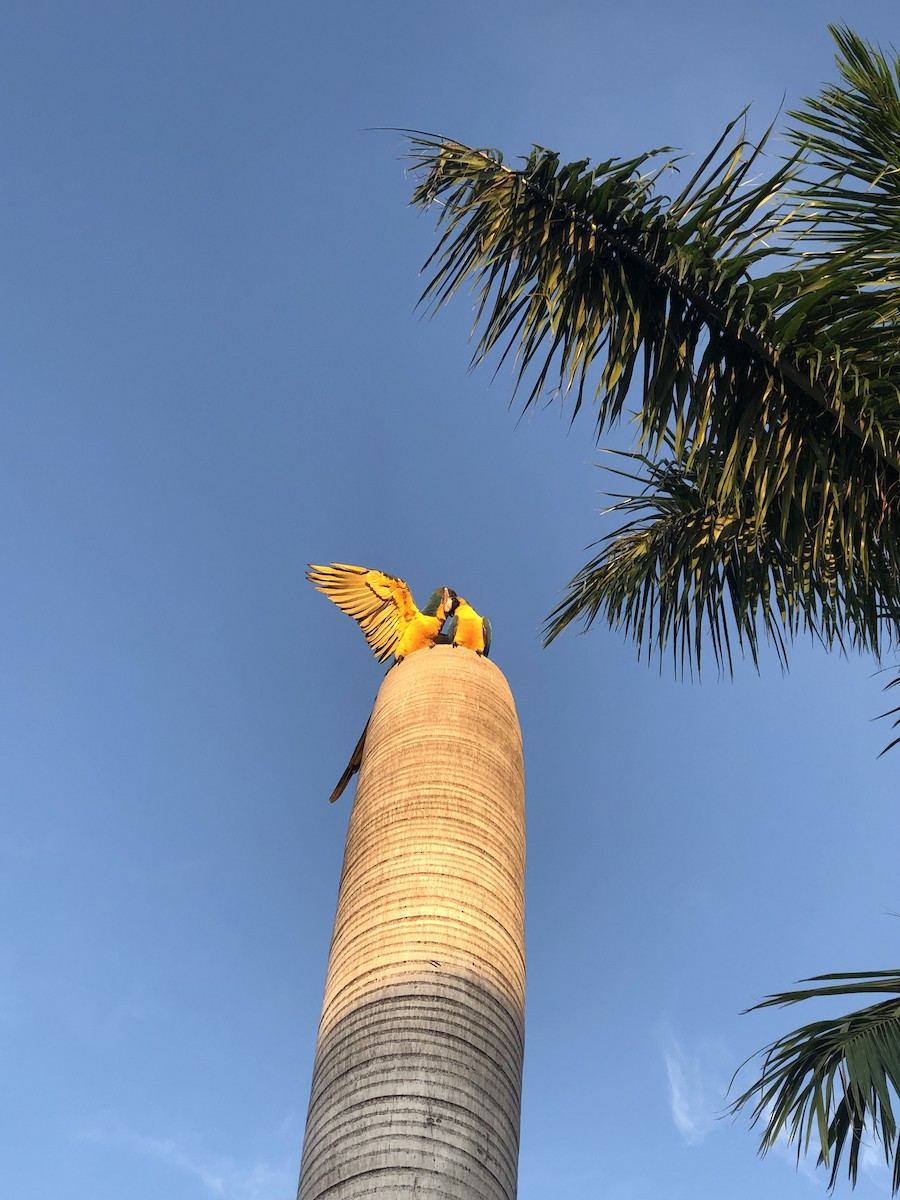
[297,645,526,1200]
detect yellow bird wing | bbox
[306,562,419,663]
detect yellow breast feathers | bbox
[447,599,492,657]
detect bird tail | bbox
[328,717,371,804]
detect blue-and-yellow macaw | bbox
[307,563,460,802]
[446,598,492,657]
[306,563,458,663]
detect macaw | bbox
[306,563,458,663]
[308,563,461,802]
[446,598,492,657]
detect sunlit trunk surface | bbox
[297,646,526,1199]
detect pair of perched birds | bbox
[307,562,492,802]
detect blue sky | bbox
[2,3,900,1198]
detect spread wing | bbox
[306,563,419,662]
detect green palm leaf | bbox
[542,447,889,673]
[405,24,900,673]
[731,970,900,1192]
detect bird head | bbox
[421,587,458,619]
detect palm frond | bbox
[874,667,900,756]
[783,26,900,432]
[404,24,900,673]
[406,120,810,442]
[541,447,897,674]
[731,970,900,1192]
[789,25,900,263]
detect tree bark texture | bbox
[297,646,526,1200]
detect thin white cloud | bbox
[860,1139,892,1193]
[662,1026,729,1146]
[76,1120,299,1200]
[120,1132,228,1195]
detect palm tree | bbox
[297,647,525,1199]
[400,23,900,1191]
[405,24,900,675]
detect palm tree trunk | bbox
[297,646,526,1200]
